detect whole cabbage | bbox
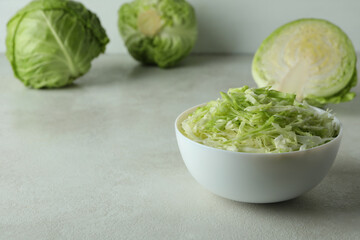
[6,0,109,88]
[118,0,197,68]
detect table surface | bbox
[0,54,359,240]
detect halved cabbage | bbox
[252,18,357,106]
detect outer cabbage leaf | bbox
[6,0,109,88]
[252,18,357,106]
[118,0,197,68]
[182,86,339,153]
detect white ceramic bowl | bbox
[175,104,342,203]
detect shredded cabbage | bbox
[182,86,339,153]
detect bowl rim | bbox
[175,103,343,156]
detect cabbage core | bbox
[137,9,163,37]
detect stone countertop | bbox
[0,54,359,240]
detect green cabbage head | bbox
[252,18,357,106]
[6,0,109,89]
[118,0,197,68]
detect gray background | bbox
[1,0,360,53]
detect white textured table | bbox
[0,54,359,240]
